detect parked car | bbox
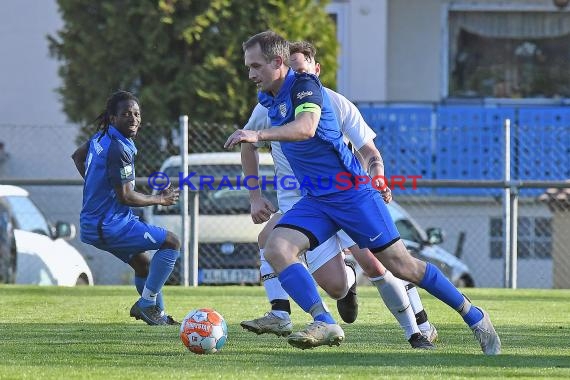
[147,152,474,287]
[349,201,475,288]
[0,185,93,286]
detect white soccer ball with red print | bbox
[179,308,228,354]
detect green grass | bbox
[0,286,569,379]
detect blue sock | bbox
[134,276,164,310]
[278,263,335,324]
[419,263,483,326]
[138,249,179,308]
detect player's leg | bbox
[269,200,344,349]
[346,241,433,349]
[373,241,500,354]
[332,188,500,355]
[404,282,438,342]
[129,251,178,325]
[344,227,436,338]
[114,220,180,325]
[305,236,357,323]
[240,213,293,336]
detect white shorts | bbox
[276,193,358,273]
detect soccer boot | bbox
[287,321,344,349]
[336,260,358,323]
[163,314,180,326]
[421,323,438,343]
[471,308,501,355]
[129,302,167,326]
[240,312,293,337]
[408,332,435,349]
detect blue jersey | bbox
[80,126,137,244]
[258,69,367,196]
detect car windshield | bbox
[5,195,51,236]
[158,164,278,215]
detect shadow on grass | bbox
[1,322,569,371]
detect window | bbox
[489,217,552,259]
[395,219,424,244]
[5,196,50,236]
[448,11,570,99]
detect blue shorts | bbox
[88,218,168,263]
[277,187,400,252]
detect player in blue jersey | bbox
[225,31,501,354]
[72,90,181,326]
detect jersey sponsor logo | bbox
[120,165,133,179]
[279,102,287,117]
[296,90,313,100]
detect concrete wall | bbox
[0,0,67,125]
[386,0,442,102]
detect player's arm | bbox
[224,76,321,148]
[225,112,318,148]
[241,105,277,223]
[114,182,179,207]
[259,76,322,141]
[108,143,179,207]
[241,142,276,224]
[71,142,88,179]
[356,142,392,202]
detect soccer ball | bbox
[179,308,228,354]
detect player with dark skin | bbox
[72,91,180,325]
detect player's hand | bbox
[224,129,260,149]
[380,187,392,203]
[159,185,180,206]
[250,196,277,224]
[372,176,392,203]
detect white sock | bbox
[404,281,432,334]
[260,249,290,319]
[141,286,157,304]
[370,271,420,340]
[345,263,356,289]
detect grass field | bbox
[1,286,569,379]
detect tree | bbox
[48,0,338,142]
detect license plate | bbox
[200,269,260,284]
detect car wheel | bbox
[75,274,90,286]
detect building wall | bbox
[0,0,67,125]
[387,0,442,102]
[404,200,553,289]
[345,0,389,102]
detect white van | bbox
[145,152,276,285]
[0,185,94,286]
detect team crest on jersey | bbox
[279,103,287,117]
[296,91,313,100]
[120,165,133,179]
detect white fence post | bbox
[503,118,511,288]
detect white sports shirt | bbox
[243,87,377,211]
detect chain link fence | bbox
[1,105,569,289]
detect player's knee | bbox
[324,283,348,300]
[129,253,150,276]
[257,230,268,249]
[162,231,180,251]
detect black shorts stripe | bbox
[370,237,400,254]
[274,223,320,250]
